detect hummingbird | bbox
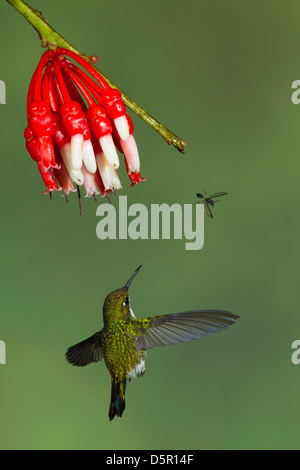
[66,265,239,421]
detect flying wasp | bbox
[196,191,228,218]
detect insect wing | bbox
[209,192,228,199]
[204,201,213,218]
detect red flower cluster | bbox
[24,48,145,211]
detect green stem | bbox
[5,0,186,153]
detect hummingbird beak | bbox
[125,264,143,289]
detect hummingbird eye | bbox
[123,297,129,307]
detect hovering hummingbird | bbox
[196,191,228,218]
[66,265,239,421]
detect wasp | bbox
[196,191,228,218]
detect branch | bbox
[5,0,186,153]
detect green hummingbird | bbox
[66,265,239,421]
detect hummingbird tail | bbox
[109,378,127,421]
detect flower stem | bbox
[5,0,186,153]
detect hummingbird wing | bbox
[135,311,239,350]
[66,332,103,367]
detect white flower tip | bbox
[81,164,100,197]
[69,168,84,186]
[114,115,130,141]
[96,152,122,192]
[71,134,84,170]
[121,134,140,173]
[99,135,120,169]
[82,139,97,174]
[84,189,100,198]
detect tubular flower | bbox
[24,49,145,212]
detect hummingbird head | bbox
[103,265,143,324]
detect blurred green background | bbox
[1,0,300,450]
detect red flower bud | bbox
[24,48,145,211]
[51,112,71,149]
[28,101,58,171]
[101,88,126,120]
[60,101,91,140]
[37,161,60,194]
[86,104,112,138]
[24,127,40,162]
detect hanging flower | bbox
[24,49,146,213]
